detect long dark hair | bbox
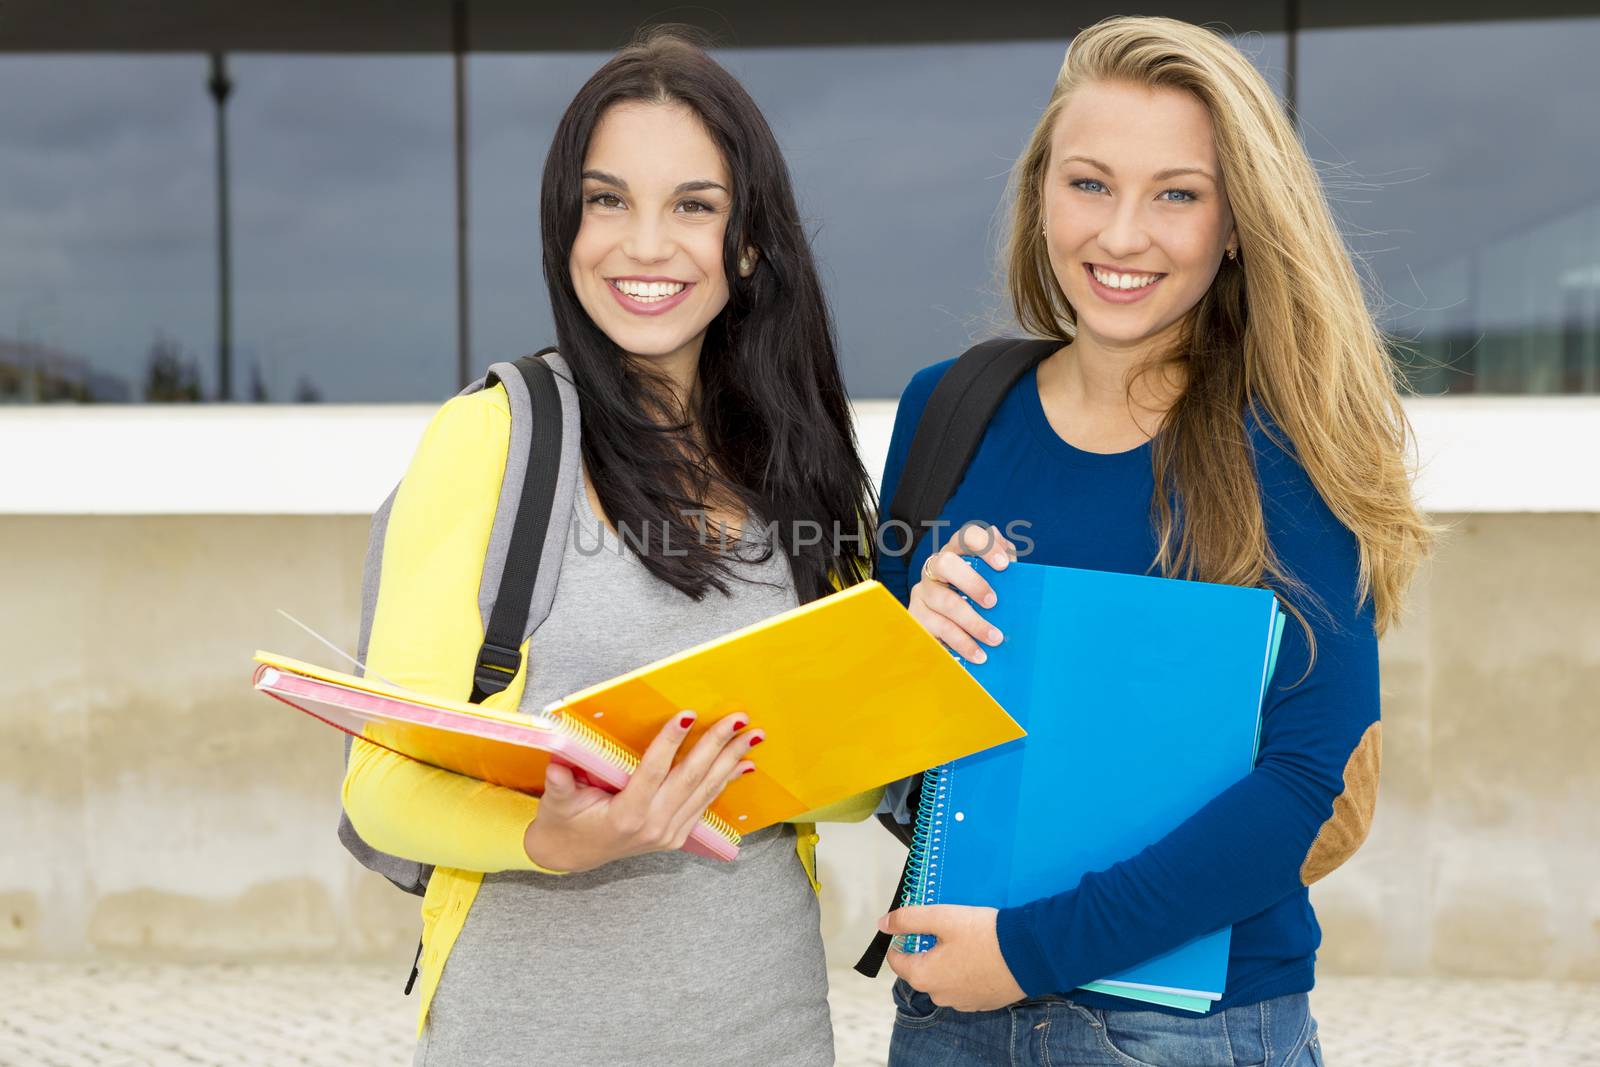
[540,27,873,603]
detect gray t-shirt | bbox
[416,478,833,1067]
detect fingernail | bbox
[983,593,997,608]
[877,915,891,933]
[740,764,756,775]
[747,733,765,747]
[970,648,988,664]
[731,717,749,732]
[679,713,696,729]
[988,628,1003,644]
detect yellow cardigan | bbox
[340,384,882,1036]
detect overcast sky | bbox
[1,19,1595,401]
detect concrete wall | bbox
[2,512,1597,977]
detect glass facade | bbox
[0,53,456,403]
[1298,16,1600,395]
[1,18,1590,402]
[0,55,212,402]
[226,55,456,403]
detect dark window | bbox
[227,55,456,402]
[31,27,1597,401]
[1299,16,1600,394]
[0,56,211,402]
[471,35,1288,399]
[0,53,455,403]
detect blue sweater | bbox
[878,356,1382,1015]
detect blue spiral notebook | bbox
[897,559,1286,1013]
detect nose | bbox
[1096,197,1154,261]
[620,210,672,265]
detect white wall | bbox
[3,397,1599,515]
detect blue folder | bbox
[898,559,1285,1012]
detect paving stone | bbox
[1,963,1596,1066]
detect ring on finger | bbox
[921,552,945,586]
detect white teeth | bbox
[614,279,687,301]
[1091,266,1161,290]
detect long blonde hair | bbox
[1006,15,1434,640]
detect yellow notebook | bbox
[255,579,1022,846]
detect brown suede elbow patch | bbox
[1299,721,1382,885]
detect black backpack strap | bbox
[853,847,918,978]
[881,337,1060,566]
[856,336,1058,979]
[470,351,563,704]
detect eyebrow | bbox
[1058,155,1216,183]
[580,170,729,195]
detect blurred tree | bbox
[142,334,202,402]
[248,358,270,402]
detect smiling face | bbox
[1042,79,1237,353]
[570,100,735,367]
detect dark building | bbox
[3,2,1596,401]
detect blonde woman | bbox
[872,16,1432,1066]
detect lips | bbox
[1083,263,1164,304]
[606,279,696,317]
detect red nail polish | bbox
[741,765,756,775]
[732,718,749,732]
[747,734,764,747]
[679,715,695,729]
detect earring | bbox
[1227,247,1238,261]
[738,254,753,277]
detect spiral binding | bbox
[551,713,744,846]
[894,762,953,954]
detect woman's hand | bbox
[880,904,1027,1011]
[522,710,759,873]
[910,522,1016,664]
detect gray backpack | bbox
[336,349,582,902]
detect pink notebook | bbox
[254,655,740,861]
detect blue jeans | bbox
[888,978,1325,1067]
